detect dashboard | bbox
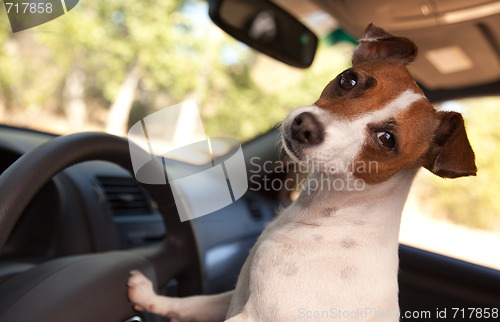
[0,125,279,294]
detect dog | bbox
[127,24,476,322]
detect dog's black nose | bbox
[291,112,324,145]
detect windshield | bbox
[1,0,499,271]
[0,0,352,142]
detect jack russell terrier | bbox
[127,24,476,322]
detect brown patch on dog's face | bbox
[282,61,429,179]
[354,99,439,184]
[315,61,418,120]
[311,61,441,184]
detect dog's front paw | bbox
[127,270,158,312]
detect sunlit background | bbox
[1,0,499,269]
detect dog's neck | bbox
[286,168,419,245]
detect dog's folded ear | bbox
[352,23,417,65]
[424,111,477,178]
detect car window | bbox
[0,0,351,142]
[401,97,500,270]
[0,0,498,271]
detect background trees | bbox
[0,0,348,138]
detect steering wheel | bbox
[0,132,203,322]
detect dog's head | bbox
[283,24,476,185]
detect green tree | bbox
[35,0,194,134]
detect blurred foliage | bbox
[413,97,500,232]
[0,0,352,139]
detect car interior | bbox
[0,0,499,321]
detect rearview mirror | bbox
[208,0,318,68]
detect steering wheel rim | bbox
[0,132,202,321]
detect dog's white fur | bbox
[128,25,476,322]
[223,174,416,321]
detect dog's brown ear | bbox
[352,24,417,65]
[424,111,477,178]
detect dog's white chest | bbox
[236,214,400,321]
[226,171,420,321]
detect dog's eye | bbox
[339,71,357,90]
[377,131,396,149]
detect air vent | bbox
[97,176,152,216]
